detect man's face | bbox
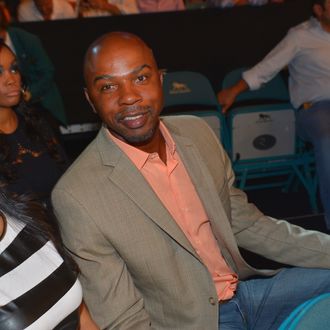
[84,36,164,146]
[314,0,330,28]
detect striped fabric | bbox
[0,214,82,329]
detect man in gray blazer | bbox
[52,31,330,330]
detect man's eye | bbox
[100,84,116,92]
[136,75,148,83]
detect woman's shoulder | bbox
[0,212,26,253]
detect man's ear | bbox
[159,69,165,85]
[84,87,97,114]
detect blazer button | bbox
[209,297,216,305]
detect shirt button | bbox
[209,297,216,305]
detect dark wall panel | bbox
[16,0,310,124]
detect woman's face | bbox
[0,46,21,110]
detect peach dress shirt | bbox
[109,122,238,300]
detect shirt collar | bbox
[310,16,330,35]
[107,121,176,170]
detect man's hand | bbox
[217,79,249,113]
[217,87,238,114]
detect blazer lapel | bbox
[97,127,200,259]
[171,130,241,254]
[168,120,254,275]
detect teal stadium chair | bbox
[279,293,330,330]
[221,68,318,212]
[162,70,229,149]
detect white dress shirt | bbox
[243,17,330,109]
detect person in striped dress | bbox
[0,188,99,329]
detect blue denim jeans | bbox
[218,267,330,330]
[295,101,330,228]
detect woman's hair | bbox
[0,2,11,30]
[0,187,77,271]
[0,41,66,184]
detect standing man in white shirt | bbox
[217,0,330,229]
[18,0,77,21]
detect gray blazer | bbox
[52,115,330,330]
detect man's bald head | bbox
[82,31,164,147]
[83,32,156,84]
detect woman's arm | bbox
[0,213,6,240]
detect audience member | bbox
[185,0,208,9]
[217,0,330,229]
[78,0,121,17]
[207,0,284,7]
[66,0,78,10]
[107,0,139,14]
[17,0,77,22]
[3,0,20,21]
[0,187,99,329]
[52,31,330,330]
[0,3,67,125]
[137,0,185,13]
[0,41,68,205]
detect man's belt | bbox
[301,102,313,110]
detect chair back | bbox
[220,68,318,212]
[223,68,295,161]
[163,71,220,108]
[162,70,229,148]
[222,67,289,103]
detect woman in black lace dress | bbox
[0,40,68,206]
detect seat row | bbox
[162,69,318,213]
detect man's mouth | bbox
[123,114,144,122]
[121,112,149,129]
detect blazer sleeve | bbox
[52,188,151,330]
[177,115,330,270]
[219,127,330,269]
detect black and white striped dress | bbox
[0,213,82,329]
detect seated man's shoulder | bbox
[162,114,218,142]
[162,114,211,133]
[54,137,100,190]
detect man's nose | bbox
[118,82,142,105]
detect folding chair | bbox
[222,68,318,212]
[279,293,330,330]
[162,70,229,149]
